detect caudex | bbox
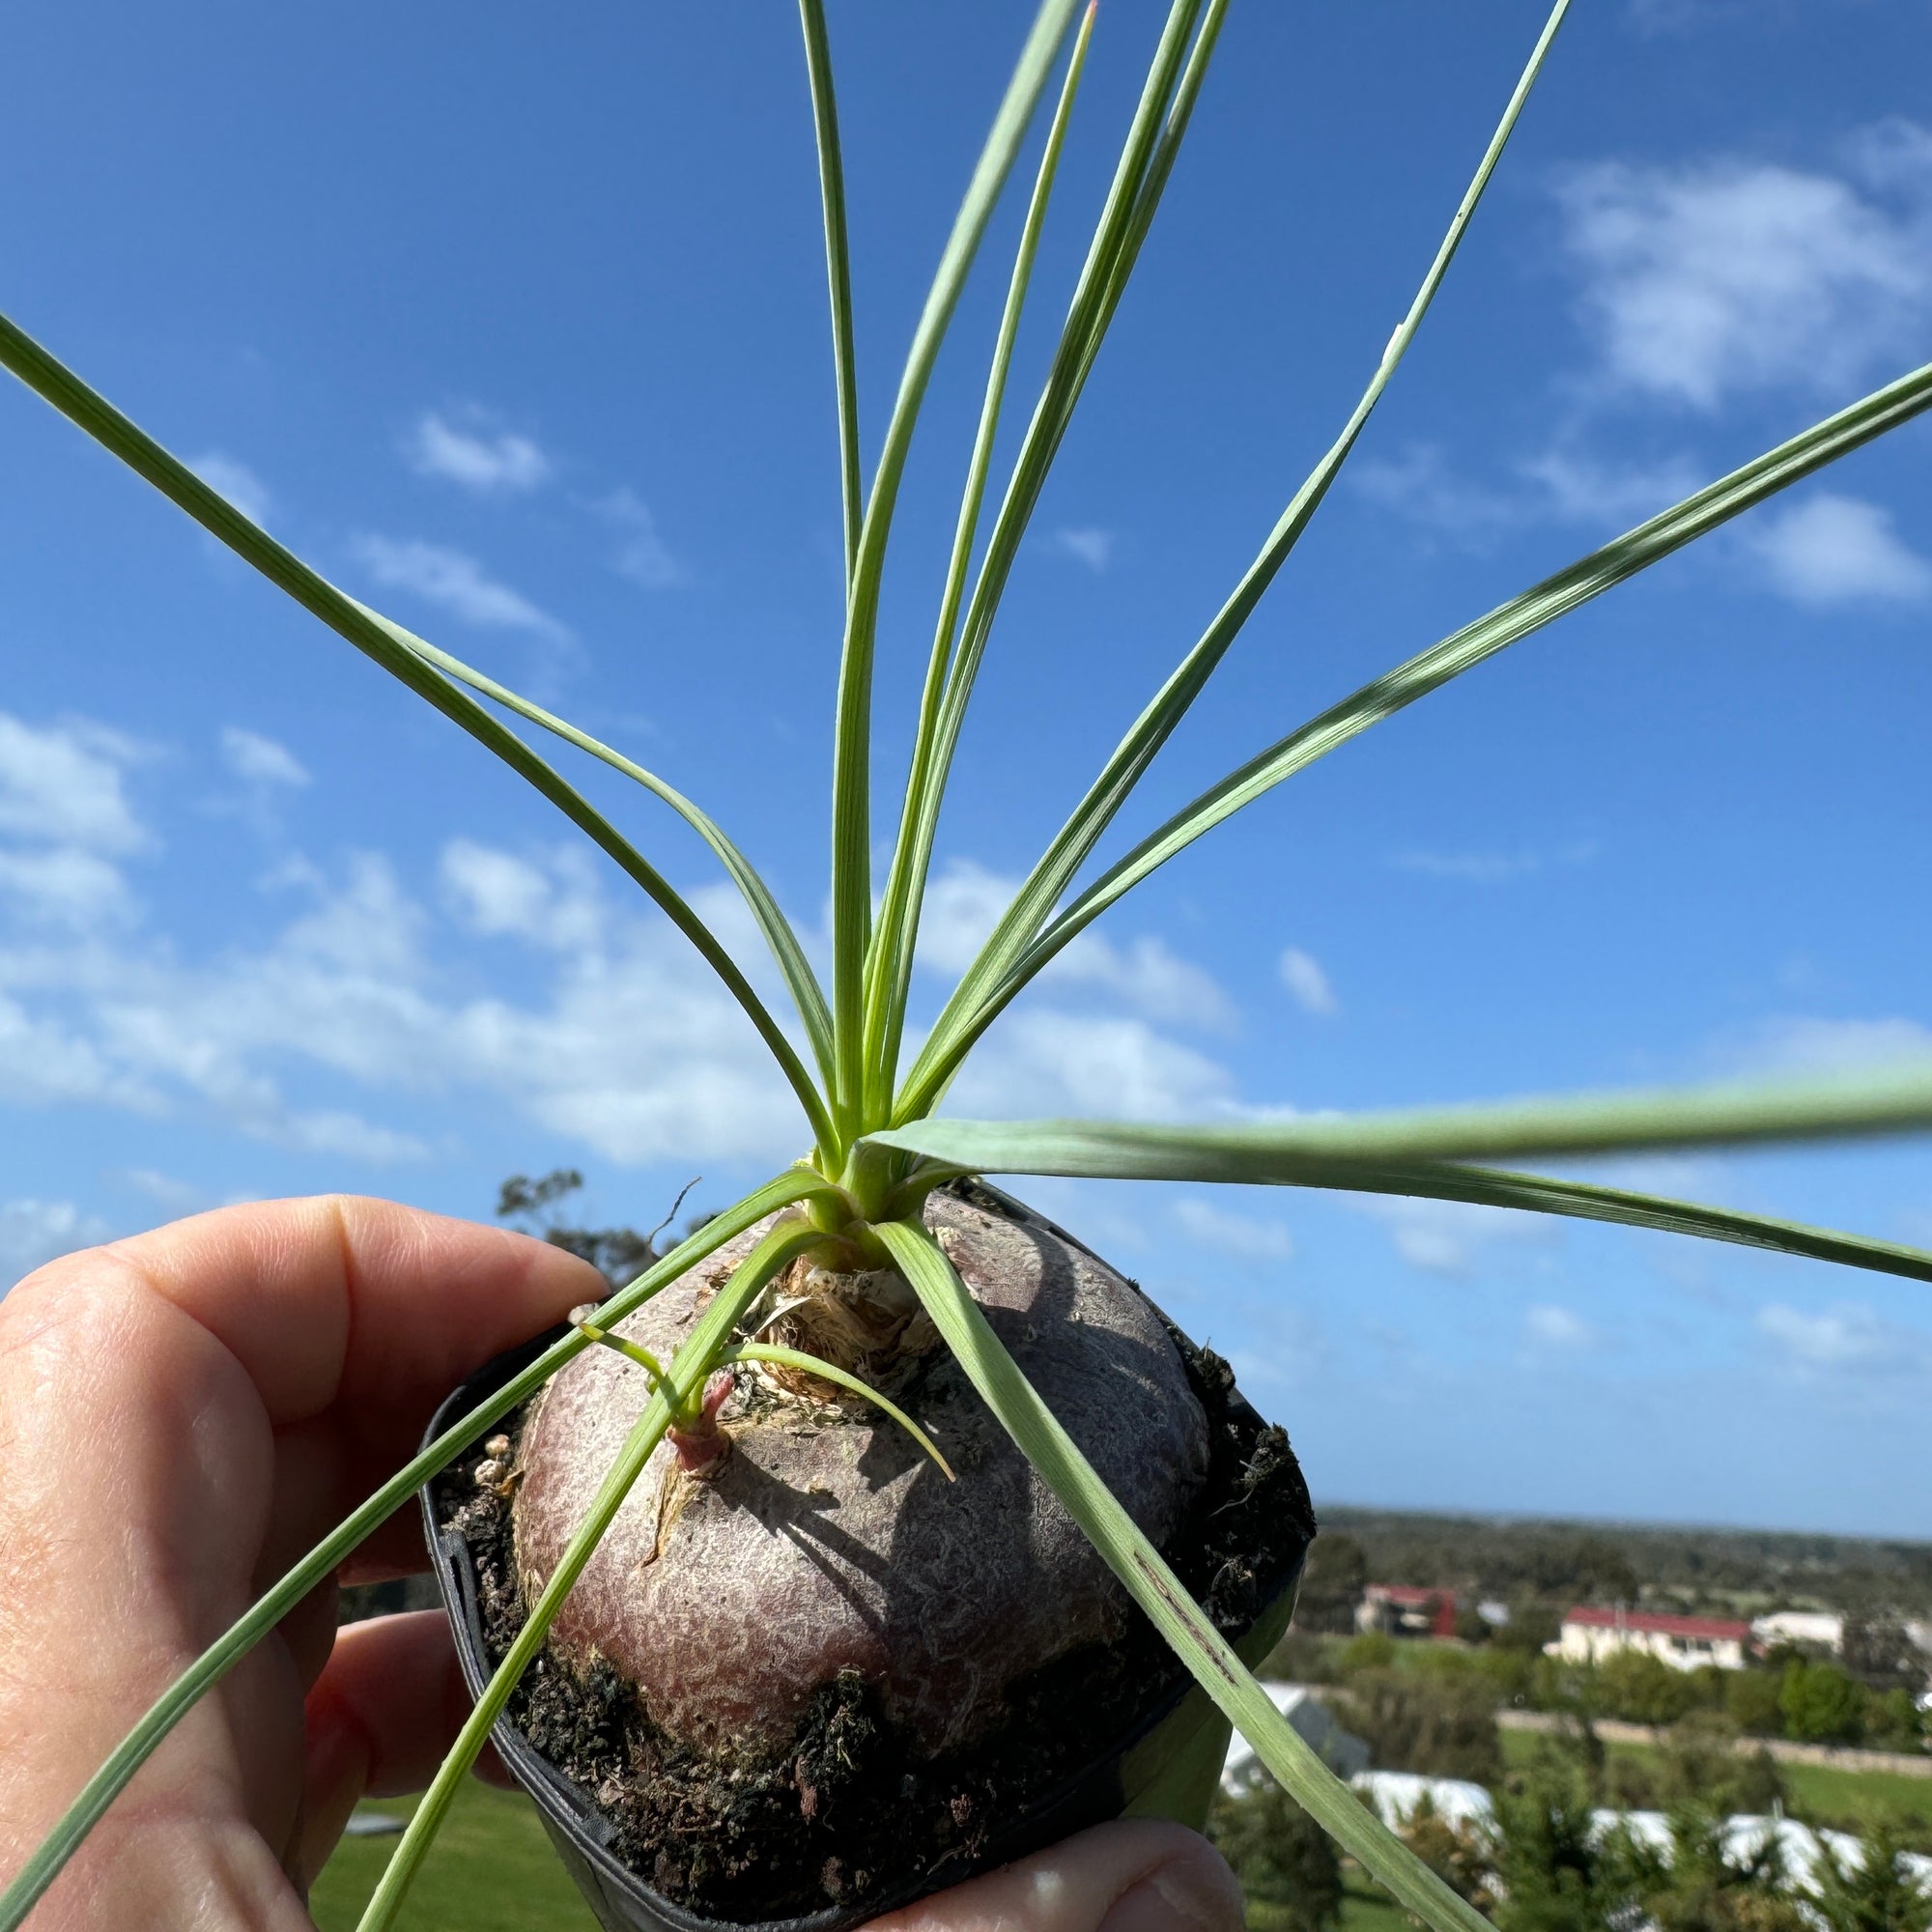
[3,3,1932,1930]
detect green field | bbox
[310,1783,596,1932]
[1496,1726,1932,1834]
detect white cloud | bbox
[353,536,567,639]
[915,861,1233,1029]
[0,715,147,854]
[950,1012,1237,1122]
[1758,1300,1932,1376]
[1555,140,1932,409]
[188,451,273,527]
[1742,493,1932,606]
[1279,947,1337,1017]
[1516,448,1702,526]
[219,726,310,788]
[596,488,684,590]
[1171,1196,1293,1261]
[0,849,133,930]
[1725,1014,1932,1080]
[1525,1303,1599,1351]
[404,410,551,493]
[1350,1194,1548,1280]
[1351,444,1519,542]
[0,1198,107,1292]
[1390,845,1599,885]
[1047,527,1115,573]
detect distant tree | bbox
[1489,1600,1557,1659]
[1489,1747,1631,1932]
[1843,1615,1927,1697]
[1809,1824,1932,1932]
[1780,1660,1867,1746]
[1293,1532,1369,1635]
[1208,1771,1342,1932]
[1596,1650,1698,1728]
[1726,1665,1788,1738]
[1861,1688,1924,1756]
[1332,1669,1500,1784]
[1390,1792,1495,1915]
[1638,1808,1808,1932]
[496,1167,698,1293]
[1454,1605,1493,1646]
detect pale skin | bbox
[0,1197,1243,1932]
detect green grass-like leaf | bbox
[826,0,1082,1145]
[798,0,863,594]
[862,1,1099,1121]
[354,601,837,1091]
[904,353,1932,1111]
[895,0,1572,1118]
[876,1216,1493,1932]
[0,311,841,1164]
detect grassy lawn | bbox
[1498,1726,1932,1834]
[309,1782,597,1932]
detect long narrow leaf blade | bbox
[826,0,1081,1137]
[906,353,1932,1112]
[862,3,1098,1118]
[354,600,836,1089]
[798,0,863,591]
[870,1068,1932,1179]
[876,1218,1492,1932]
[0,1169,833,1932]
[355,1220,822,1931]
[0,311,839,1159]
[877,0,1214,1088]
[898,2,1568,1108]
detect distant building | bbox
[1750,1610,1843,1654]
[1357,1584,1459,1639]
[1550,1605,1750,1672]
[1221,1684,1371,1790]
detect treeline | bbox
[1306,1507,1932,1621]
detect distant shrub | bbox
[1333,1669,1500,1784]
[1726,1666,1788,1738]
[1781,1660,1867,1745]
[1208,1771,1342,1932]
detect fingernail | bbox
[1099,1861,1241,1932]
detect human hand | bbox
[0,1198,1244,1932]
[0,1196,604,1926]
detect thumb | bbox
[865,1819,1245,1932]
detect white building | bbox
[1750,1610,1843,1653]
[1221,1684,1371,1790]
[1549,1605,1751,1672]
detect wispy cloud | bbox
[352,535,568,639]
[1046,526,1115,573]
[188,451,273,528]
[0,1197,107,1291]
[1742,493,1932,606]
[1554,128,1932,409]
[1391,842,1597,885]
[1758,1300,1932,1376]
[1720,1013,1932,1080]
[219,726,310,789]
[594,487,685,590]
[404,409,551,493]
[1525,1303,1600,1352]
[1279,947,1338,1017]
[1350,1194,1552,1280]
[1171,1196,1293,1261]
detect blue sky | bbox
[2,2,1929,1536]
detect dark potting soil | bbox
[432,1191,1315,1922]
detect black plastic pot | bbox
[419,1185,1308,1932]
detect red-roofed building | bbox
[1550,1605,1752,1672]
[1357,1584,1459,1640]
